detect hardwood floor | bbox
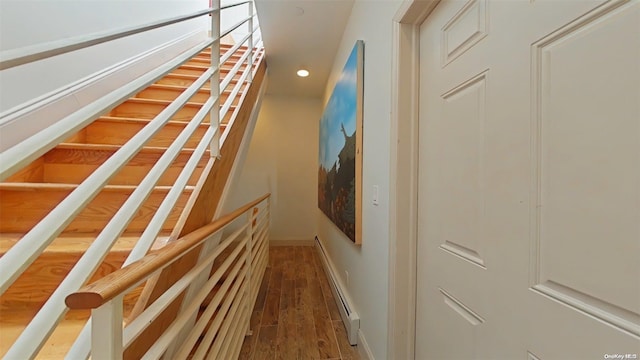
[239,246,361,360]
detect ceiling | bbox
[254,0,355,98]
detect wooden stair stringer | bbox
[123,55,267,359]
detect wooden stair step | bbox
[109,98,237,122]
[65,116,222,148]
[185,57,242,68]
[156,73,241,87]
[173,63,247,76]
[0,233,158,309]
[136,84,241,105]
[173,63,214,76]
[200,45,248,56]
[0,183,193,233]
[50,143,209,163]
[192,45,247,64]
[109,98,206,121]
[28,143,209,186]
[189,53,246,66]
[0,309,89,359]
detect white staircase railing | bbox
[65,194,271,360]
[0,1,265,358]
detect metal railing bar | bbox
[175,268,245,359]
[142,243,247,359]
[220,62,251,121]
[255,207,269,222]
[254,207,269,223]
[217,300,249,360]
[251,259,266,295]
[173,244,248,359]
[221,1,251,10]
[219,24,260,66]
[0,8,214,70]
[65,99,217,360]
[253,214,269,236]
[254,224,268,255]
[4,67,217,360]
[250,228,268,273]
[190,275,247,360]
[220,47,251,94]
[0,38,213,182]
[219,48,265,146]
[221,16,252,39]
[205,282,247,360]
[229,313,250,360]
[65,194,269,310]
[209,0,222,159]
[193,279,247,360]
[0,30,199,124]
[247,2,254,84]
[125,235,247,351]
[252,231,268,264]
[253,34,263,49]
[220,33,252,65]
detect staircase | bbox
[0,41,266,358]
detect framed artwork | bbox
[318,40,363,244]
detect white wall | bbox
[0,0,209,113]
[226,94,322,242]
[317,1,402,358]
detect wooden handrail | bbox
[65,193,269,310]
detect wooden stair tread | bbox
[0,182,195,193]
[122,97,206,108]
[0,310,89,359]
[0,232,162,311]
[0,234,168,255]
[138,84,240,97]
[179,63,211,71]
[0,183,192,233]
[96,116,219,127]
[61,118,220,154]
[142,83,213,93]
[54,142,202,154]
[160,72,242,81]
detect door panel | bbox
[417,0,640,358]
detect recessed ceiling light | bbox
[297,69,310,77]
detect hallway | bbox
[239,246,361,360]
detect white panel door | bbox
[416,0,640,358]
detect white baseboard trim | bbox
[357,329,375,360]
[269,239,315,246]
[314,236,360,345]
[0,30,206,152]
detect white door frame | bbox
[388,1,439,359]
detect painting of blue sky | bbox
[318,41,362,243]
[319,45,358,171]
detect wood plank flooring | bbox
[239,246,361,360]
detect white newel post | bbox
[91,295,124,360]
[210,0,221,158]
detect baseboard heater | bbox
[314,236,360,345]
